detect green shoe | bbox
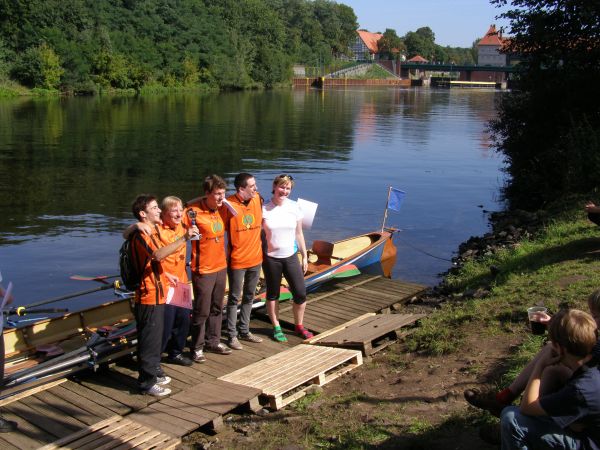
[273,326,288,342]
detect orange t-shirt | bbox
[132,229,166,305]
[226,193,263,269]
[156,222,188,282]
[183,200,227,274]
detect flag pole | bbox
[381,186,391,232]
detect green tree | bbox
[490,0,600,207]
[378,28,405,60]
[12,42,64,88]
[404,27,436,59]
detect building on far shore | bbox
[477,24,507,66]
[350,30,383,61]
[470,24,518,84]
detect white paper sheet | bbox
[297,198,318,230]
[165,281,193,309]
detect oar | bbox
[256,287,293,302]
[331,264,361,278]
[13,307,69,316]
[13,282,116,312]
[70,274,119,284]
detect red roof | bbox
[478,24,506,46]
[408,55,428,63]
[357,30,383,54]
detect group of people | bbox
[464,289,600,449]
[127,173,314,396]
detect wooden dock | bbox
[0,275,426,449]
[275,274,427,333]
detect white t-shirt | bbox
[262,198,304,258]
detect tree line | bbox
[489,0,600,209]
[376,26,476,65]
[0,0,358,92]
[0,0,479,93]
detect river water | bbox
[0,87,505,313]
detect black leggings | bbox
[263,254,306,304]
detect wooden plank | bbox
[308,292,390,314]
[278,275,382,314]
[32,390,105,426]
[305,302,370,321]
[109,429,164,450]
[147,401,209,433]
[38,416,129,450]
[60,380,131,416]
[0,437,20,450]
[127,410,182,438]
[219,345,362,410]
[4,397,80,438]
[304,302,360,320]
[0,379,66,407]
[305,313,376,344]
[132,433,181,450]
[60,420,146,450]
[81,422,151,450]
[49,385,117,419]
[310,313,425,356]
[159,397,220,425]
[171,387,244,414]
[0,406,52,450]
[74,373,149,411]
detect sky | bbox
[339,0,511,48]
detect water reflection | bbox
[0,88,504,306]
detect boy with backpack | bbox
[127,194,198,396]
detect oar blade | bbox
[332,264,361,278]
[256,287,292,302]
[70,274,119,282]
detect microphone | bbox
[187,210,200,240]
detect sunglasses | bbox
[277,174,294,181]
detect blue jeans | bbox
[501,406,581,450]
[226,263,261,338]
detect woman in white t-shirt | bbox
[262,175,313,342]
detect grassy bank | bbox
[192,197,600,449]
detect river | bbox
[0,87,505,313]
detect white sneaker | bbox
[156,376,171,385]
[144,384,171,397]
[227,337,243,350]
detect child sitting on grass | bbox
[464,289,600,417]
[501,308,600,449]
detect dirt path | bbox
[183,316,521,449]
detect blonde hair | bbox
[548,309,597,357]
[272,174,294,193]
[161,196,183,212]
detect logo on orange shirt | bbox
[211,220,224,234]
[242,214,255,229]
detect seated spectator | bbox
[585,202,600,226]
[501,309,600,449]
[465,289,600,417]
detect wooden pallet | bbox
[307,313,425,356]
[219,344,362,410]
[128,379,262,436]
[38,415,180,450]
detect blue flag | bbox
[387,188,406,212]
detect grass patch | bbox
[353,64,395,79]
[408,200,600,357]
